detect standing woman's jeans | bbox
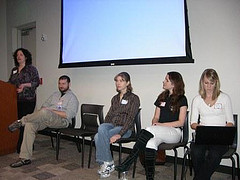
[95,123,132,164]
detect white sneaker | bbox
[98,161,115,177]
[100,164,115,178]
[100,170,111,178]
[98,164,106,175]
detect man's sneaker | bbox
[8,120,22,132]
[98,161,115,175]
[10,159,31,168]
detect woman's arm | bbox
[17,83,32,93]
[152,107,160,125]
[226,122,234,127]
[190,96,200,130]
[153,106,187,127]
[224,93,234,125]
[191,123,200,130]
[17,66,40,93]
[28,66,40,89]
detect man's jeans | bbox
[95,123,132,164]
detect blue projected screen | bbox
[59,0,193,68]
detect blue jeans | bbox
[95,123,132,164]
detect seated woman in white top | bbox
[190,68,234,180]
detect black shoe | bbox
[115,157,133,172]
[8,120,22,132]
[10,159,31,168]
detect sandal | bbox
[10,159,31,168]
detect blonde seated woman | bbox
[190,69,234,180]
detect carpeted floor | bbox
[0,134,233,180]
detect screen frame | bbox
[59,0,194,68]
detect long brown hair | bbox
[158,71,185,112]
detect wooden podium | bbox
[0,80,18,155]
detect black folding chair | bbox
[56,104,104,168]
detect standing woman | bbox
[116,71,188,180]
[8,48,40,153]
[190,69,234,180]
[95,72,140,178]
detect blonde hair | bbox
[199,69,221,100]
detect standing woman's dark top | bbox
[8,48,40,153]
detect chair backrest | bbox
[80,104,104,130]
[69,117,76,128]
[232,114,238,148]
[181,111,189,144]
[82,113,99,132]
[131,108,142,137]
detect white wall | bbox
[1,0,240,167]
[0,0,7,80]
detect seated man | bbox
[8,75,79,168]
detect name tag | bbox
[57,100,63,110]
[121,99,128,105]
[214,103,222,109]
[160,102,166,107]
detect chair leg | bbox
[75,136,81,153]
[230,156,236,180]
[132,156,138,178]
[110,144,114,157]
[82,136,85,168]
[173,149,178,180]
[181,147,190,180]
[118,144,122,179]
[181,146,192,180]
[50,136,54,148]
[234,153,240,180]
[76,142,81,152]
[56,133,61,160]
[189,150,193,176]
[88,138,94,168]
